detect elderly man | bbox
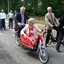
[15,7,29,38]
[45,7,59,47]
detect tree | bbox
[0,0,64,17]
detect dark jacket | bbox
[59,15,64,34]
[15,12,29,24]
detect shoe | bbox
[57,50,61,53]
[56,48,61,53]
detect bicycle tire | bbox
[39,48,49,64]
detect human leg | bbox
[56,33,63,52]
[2,19,6,30]
[0,19,2,30]
[11,18,13,29]
[9,18,11,29]
[45,29,52,46]
[38,34,44,42]
[17,25,25,37]
[53,26,59,40]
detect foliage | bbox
[0,0,64,17]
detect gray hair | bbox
[47,6,52,11]
[20,7,26,10]
[28,18,35,24]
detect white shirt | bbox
[0,12,6,19]
[8,13,13,18]
[0,13,2,19]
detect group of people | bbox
[15,7,44,48]
[15,6,64,53]
[0,9,17,30]
[45,7,64,52]
[0,6,64,53]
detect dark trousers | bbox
[16,25,25,37]
[9,18,13,29]
[56,33,64,51]
[45,26,59,45]
[1,19,6,30]
[0,19,2,30]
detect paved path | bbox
[0,29,64,64]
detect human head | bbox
[20,7,25,13]
[47,7,52,13]
[1,9,4,13]
[10,10,12,13]
[14,10,16,13]
[28,18,35,27]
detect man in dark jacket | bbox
[15,7,29,37]
[56,15,64,52]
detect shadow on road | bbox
[26,51,39,60]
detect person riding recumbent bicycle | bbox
[19,18,49,64]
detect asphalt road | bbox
[0,29,64,64]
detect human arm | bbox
[45,14,53,27]
[35,25,43,33]
[20,25,27,37]
[15,13,21,26]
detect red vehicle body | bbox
[15,32,49,64]
[20,34,38,49]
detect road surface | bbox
[0,29,64,64]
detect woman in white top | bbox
[21,18,44,45]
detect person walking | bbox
[45,7,59,47]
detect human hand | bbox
[24,34,27,39]
[63,26,64,29]
[51,25,53,27]
[30,30,33,34]
[18,23,21,26]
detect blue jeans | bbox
[0,19,2,30]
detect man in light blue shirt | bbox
[15,7,29,38]
[21,13,25,25]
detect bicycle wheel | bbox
[39,48,49,64]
